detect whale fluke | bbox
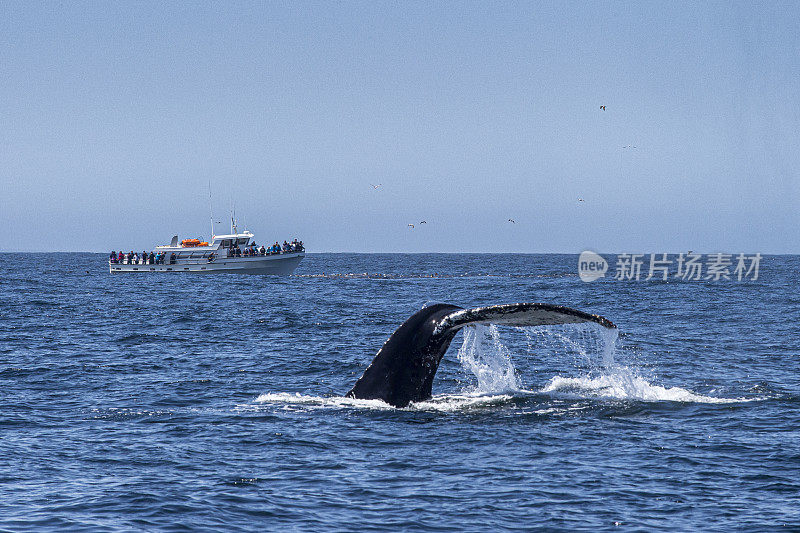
[346,303,615,408]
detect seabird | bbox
[371,184,381,189]
[408,224,414,229]
[508,219,515,224]
[600,105,606,111]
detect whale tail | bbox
[346,302,615,407]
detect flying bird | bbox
[408,224,415,229]
[600,105,606,111]
[508,218,516,224]
[370,184,381,189]
[578,198,585,202]
[419,220,427,224]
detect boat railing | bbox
[109,250,304,266]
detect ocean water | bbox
[1,253,798,531]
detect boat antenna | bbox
[208,179,214,239]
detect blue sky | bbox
[1,1,798,252]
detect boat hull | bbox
[110,253,304,275]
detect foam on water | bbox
[254,392,395,410]
[252,391,514,412]
[540,373,746,403]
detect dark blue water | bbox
[2,253,799,530]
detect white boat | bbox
[109,230,304,275]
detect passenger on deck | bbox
[110,251,116,263]
[142,250,148,265]
[259,245,265,255]
[149,252,155,264]
[169,252,176,264]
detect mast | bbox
[208,179,214,239]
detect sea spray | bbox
[457,324,521,394]
[455,322,615,394]
[519,322,619,373]
[455,323,738,403]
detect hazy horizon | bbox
[2,2,798,253]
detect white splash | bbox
[253,392,394,410]
[457,324,521,394]
[455,322,748,404]
[251,391,514,412]
[540,373,745,403]
[519,322,619,370]
[253,323,750,411]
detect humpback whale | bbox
[346,303,616,408]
